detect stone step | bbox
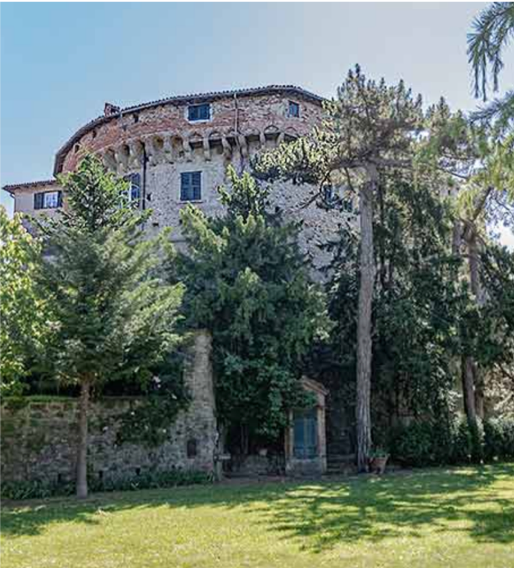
[327,453,355,464]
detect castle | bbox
[4,85,349,274]
[2,86,357,482]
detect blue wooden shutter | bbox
[34,193,44,209]
[294,417,305,458]
[57,191,63,207]
[181,173,190,201]
[306,413,318,457]
[192,171,201,200]
[130,173,141,205]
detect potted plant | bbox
[369,447,389,474]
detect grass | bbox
[1,464,513,568]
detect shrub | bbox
[392,421,438,467]
[483,417,514,461]
[390,416,514,468]
[1,469,212,501]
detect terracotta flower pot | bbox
[369,455,389,475]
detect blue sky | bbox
[1,2,510,245]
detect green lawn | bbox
[2,464,513,568]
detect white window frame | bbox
[43,191,60,209]
[186,103,212,123]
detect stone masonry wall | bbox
[0,330,217,486]
[8,90,352,276]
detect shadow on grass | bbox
[2,464,513,552]
[256,464,514,551]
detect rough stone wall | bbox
[0,330,217,486]
[143,139,348,274]
[10,91,351,275]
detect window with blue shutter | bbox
[288,101,300,118]
[323,185,336,204]
[188,103,211,122]
[181,171,202,201]
[34,193,44,210]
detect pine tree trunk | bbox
[462,356,477,424]
[76,378,91,499]
[462,225,485,421]
[467,230,485,419]
[355,167,376,472]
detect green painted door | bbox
[293,408,318,458]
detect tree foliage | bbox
[172,166,329,447]
[468,2,514,132]
[254,65,428,470]
[0,208,48,395]
[468,2,514,101]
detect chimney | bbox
[104,102,121,116]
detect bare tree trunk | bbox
[355,166,377,472]
[76,378,91,499]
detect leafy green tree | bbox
[0,207,48,395]
[173,167,328,452]
[422,101,514,423]
[37,155,183,498]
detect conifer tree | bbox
[37,156,183,498]
[254,66,424,470]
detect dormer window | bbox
[288,101,300,118]
[34,191,63,210]
[188,103,211,122]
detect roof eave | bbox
[2,179,58,194]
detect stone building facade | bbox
[4,85,350,272]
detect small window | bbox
[133,113,139,123]
[180,171,202,201]
[188,103,210,122]
[124,173,141,206]
[74,144,80,153]
[342,198,353,213]
[323,185,336,204]
[187,438,197,458]
[34,191,63,210]
[288,101,300,118]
